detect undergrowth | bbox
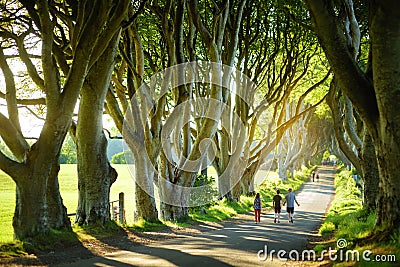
[315,168,400,266]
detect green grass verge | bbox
[315,168,400,266]
[22,229,81,254]
[318,169,364,238]
[0,222,126,258]
[0,228,81,259]
[0,242,27,258]
[73,220,126,240]
[127,218,192,232]
[0,173,16,244]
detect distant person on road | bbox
[254,193,262,223]
[316,172,320,182]
[312,171,315,182]
[273,190,282,223]
[283,188,300,223]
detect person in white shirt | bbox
[283,188,300,223]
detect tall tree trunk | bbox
[135,186,158,222]
[217,128,232,200]
[47,159,71,230]
[370,2,400,232]
[75,132,117,225]
[12,119,71,239]
[75,34,119,225]
[326,81,362,172]
[128,19,160,222]
[240,164,258,196]
[360,130,378,212]
[159,202,189,222]
[230,183,243,202]
[13,152,71,239]
[159,174,190,222]
[158,153,190,221]
[375,136,400,229]
[133,153,158,221]
[13,174,49,239]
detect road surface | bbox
[59,166,335,267]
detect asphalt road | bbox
[58,166,335,267]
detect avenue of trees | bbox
[0,0,399,241]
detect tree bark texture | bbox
[75,34,120,225]
[159,202,189,222]
[121,20,160,222]
[326,80,362,172]
[133,153,158,221]
[360,130,379,212]
[46,160,71,230]
[370,1,400,230]
[12,118,71,238]
[158,152,190,221]
[13,174,49,239]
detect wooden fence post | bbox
[119,192,125,223]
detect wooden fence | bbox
[110,192,126,224]
[67,192,126,224]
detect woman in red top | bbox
[254,193,262,223]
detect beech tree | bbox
[219,0,330,198]
[105,3,169,221]
[302,114,335,166]
[72,1,146,226]
[106,0,249,221]
[0,0,129,239]
[305,0,400,237]
[185,0,248,202]
[276,102,312,180]
[322,0,379,212]
[326,81,379,212]
[73,33,120,225]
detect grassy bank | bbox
[315,169,400,266]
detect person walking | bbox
[316,172,320,182]
[283,188,300,223]
[254,193,262,223]
[312,171,315,182]
[272,190,282,223]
